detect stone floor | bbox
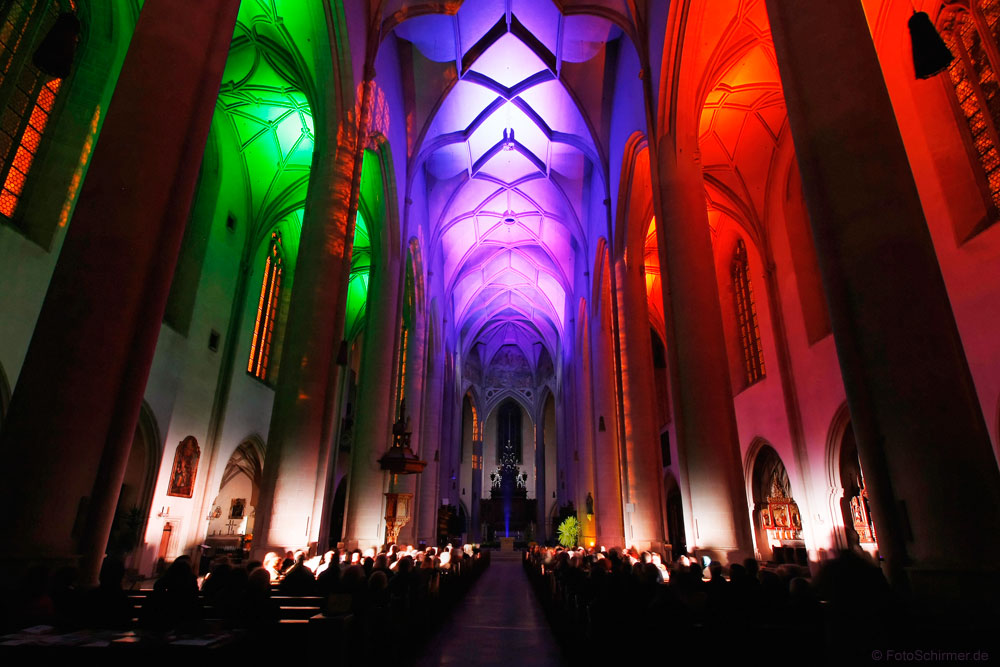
[416,551,565,667]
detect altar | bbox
[479,438,536,541]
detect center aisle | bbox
[415,551,565,667]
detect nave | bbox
[417,551,562,667]
[1,1,999,659]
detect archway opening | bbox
[204,439,263,565]
[328,476,348,549]
[750,444,804,563]
[481,397,535,542]
[664,473,687,559]
[838,422,879,556]
[106,404,159,571]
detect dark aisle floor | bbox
[415,551,564,667]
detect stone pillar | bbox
[470,439,484,541]
[575,325,598,548]
[251,117,369,554]
[396,300,426,545]
[765,0,1000,598]
[591,281,626,547]
[534,407,546,542]
[342,252,401,550]
[0,0,239,583]
[615,256,666,550]
[654,140,753,562]
[416,337,443,546]
[441,356,462,539]
[439,354,459,538]
[555,374,574,508]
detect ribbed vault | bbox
[391,0,627,375]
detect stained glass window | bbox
[396,326,408,411]
[732,239,765,386]
[940,1,1000,211]
[0,0,65,218]
[248,231,283,383]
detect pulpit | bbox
[379,401,426,545]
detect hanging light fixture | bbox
[33,13,81,79]
[908,11,954,79]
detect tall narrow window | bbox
[248,231,283,383]
[395,325,408,413]
[732,239,765,385]
[497,400,522,464]
[0,1,68,217]
[939,1,1000,212]
[396,255,415,417]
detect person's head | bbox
[369,570,388,592]
[165,557,192,578]
[248,567,270,594]
[264,552,281,571]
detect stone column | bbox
[0,0,239,583]
[534,407,546,542]
[416,335,444,546]
[470,439,484,541]
[342,252,401,550]
[615,255,666,550]
[251,109,370,554]
[554,373,574,508]
[396,297,426,545]
[574,325,599,547]
[439,353,459,538]
[591,284,625,547]
[654,139,754,562]
[440,355,462,539]
[765,0,1000,599]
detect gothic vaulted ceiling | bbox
[390,0,628,373]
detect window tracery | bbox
[248,231,283,383]
[731,238,765,385]
[0,0,67,217]
[939,0,1000,212]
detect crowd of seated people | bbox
[524,544,926,663]
[2,542,488,655]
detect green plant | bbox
[556,515,580,548]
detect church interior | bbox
[1,0,999,658]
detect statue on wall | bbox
[167,436,199,498]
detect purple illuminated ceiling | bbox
[392,0,624,367]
